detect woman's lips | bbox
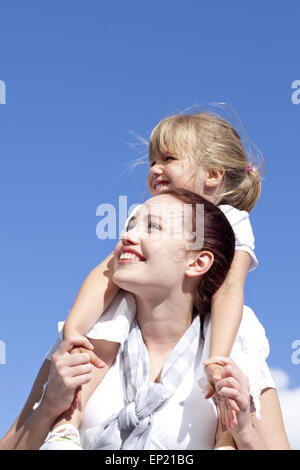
[118,247,146,264]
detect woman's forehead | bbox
[145,195,184,214]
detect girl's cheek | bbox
[146,172,153,193]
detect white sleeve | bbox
[230,305,276,419]
[86,290,136,345]
[44,291,136,362]
[219,204,258,272]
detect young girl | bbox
[42,111,263,448]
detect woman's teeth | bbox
[119,252,142,261]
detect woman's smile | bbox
[118,246,146,265]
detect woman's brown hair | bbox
[156,188,235,329]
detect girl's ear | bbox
[204,169,225,189]
[185,251,214,278]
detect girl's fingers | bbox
[60,336,94,354]
[87,351,106,369]
[203,356,232,368]
[70,346,106,369]
[205,363,223,383]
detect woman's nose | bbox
[120,228,141,246]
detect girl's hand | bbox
[43,336,101,419]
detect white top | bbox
[45,294,275,450]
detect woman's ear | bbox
[185,251,214,278]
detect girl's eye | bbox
[164,155,175,162]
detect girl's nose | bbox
[150,162,164,176]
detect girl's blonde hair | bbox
[148,112,264,213]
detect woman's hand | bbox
[206,357,253,441]
[42,336,102,419]
[204,357,252,436]
[204,358,240,428]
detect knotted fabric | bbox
[85,315,201,450]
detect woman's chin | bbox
[112,271,149,297]
[112,271,137,292]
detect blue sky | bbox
[0,0,299,445]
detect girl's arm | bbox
[63,251,119,338]
[210,250,250,358]
[205,251,250,427]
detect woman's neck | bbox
[135,291,194,355]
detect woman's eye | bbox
[126,217,136,231]
[148,221,161,231]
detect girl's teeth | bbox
[155,182,169,189]
[120,253,141,261]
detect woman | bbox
[0,190,290,450]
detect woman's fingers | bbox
[222,362,249,388]
[216,376,242,411]
[68,363,93,378]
